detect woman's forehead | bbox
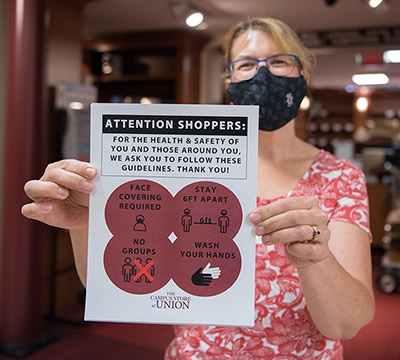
[231,29,278,59]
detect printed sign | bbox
[85,103,258,326]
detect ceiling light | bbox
[69,102,84,110]
[383,50,400,64]
[367,0,383,8]
[169,2,206,29]
[352,73,389,85]
[363,0,390,11]
[185,11,204,27]
[356,97,369,112]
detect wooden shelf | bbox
[306,89,354,151]
[304,88,400,154]
[83,29,209,104]
[93,74,176,83]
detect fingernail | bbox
[82,181,94,192]
[58,187,68,197]
[262,235,272,245]
[85,167,96,178]
[254,225,264,236]
[249,213,261,223]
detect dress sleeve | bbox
[329,160,372,240]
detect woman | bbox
[22,17,374,359]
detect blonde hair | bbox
[222,17,315,83]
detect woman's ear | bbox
[224,78,230,90]
[223,79,233,105]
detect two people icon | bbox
[182,208,230,233]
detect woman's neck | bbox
[256,124,320,199]
[257,124,302,162]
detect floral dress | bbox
[164,150,371,360]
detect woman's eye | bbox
[270,59,286,66]
[238,61,256,71]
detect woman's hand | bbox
[249,196,331,268]
[21,159,97,230]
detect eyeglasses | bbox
[226,54,300,81]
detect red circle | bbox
[103,180,174,294]
[171,181,243,296]
[104,234,172,294]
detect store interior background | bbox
[0,0,400,358]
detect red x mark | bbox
[133,259,155,282]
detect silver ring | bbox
[310,225,321,242]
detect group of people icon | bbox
[122,257,154,283]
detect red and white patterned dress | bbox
[165,150,371,360]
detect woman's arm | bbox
[70,228,89,286]
[296,221,374,339]
[250,196,375,339]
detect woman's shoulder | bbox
[312,149,364,177]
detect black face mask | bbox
[226,66,308,132]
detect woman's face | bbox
[229,29,301,83]
[226,28,308,132]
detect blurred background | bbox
[0,0,399,359]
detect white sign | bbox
[85,103,259,326]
